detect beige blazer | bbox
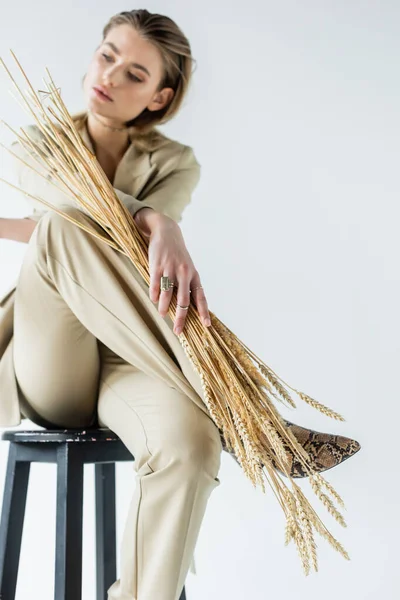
[0,114,201,427]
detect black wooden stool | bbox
[0,428,187,600]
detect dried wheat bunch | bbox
[0,51,352,575]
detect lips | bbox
[93,85,113,101]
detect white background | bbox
[0,1,398,599]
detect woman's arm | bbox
[0,217,38,243]
[0,207,164,244]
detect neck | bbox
[86,112,130,160]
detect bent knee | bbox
[35,205,98,245]
[38,205,92,230]
[149,407,223,479]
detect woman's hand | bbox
[145,215,211,336]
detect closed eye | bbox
[101,53,142,82]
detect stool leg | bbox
[55,444,84,600]
[95,463,117,600]
[0,443,30,600]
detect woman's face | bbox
[83,24,174,125]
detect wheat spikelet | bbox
[281,483,318,574]
[225,368,259,439]
[293,489,319,572]
[316,492,347,527]
[296,392,345,421]
[294,484,350,561]
[257,364,298,409]
[211,316,267,389]
[232,439,254,481]
[179,334,226,429]
[310,472,346,509]
[252,423,280,471]
[282,488,299,546]
[0,51,354,576]
[306,476,347,526]
[299,490,351,561]
[284,521,295,546]
[283,510,299,547]
[282,486,297,514]
[230,406,261,488]
[294,529,311,576]
[261,419,292,467]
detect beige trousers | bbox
[12,207,223,600]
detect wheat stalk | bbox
[0,50,352,575]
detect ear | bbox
[147,87,175,112]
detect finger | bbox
[174,274,192,335]
[190,275,211,326]
[158,277,175,317]
[149,266,163,303]
[174,302,190,335]
[192,287,211,326]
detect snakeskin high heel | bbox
[221,418,361,479]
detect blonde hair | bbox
[76,9,196,152]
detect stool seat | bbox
[0,426,188,600]
[1,427,120,444]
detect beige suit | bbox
[0,114,222,599]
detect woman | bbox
[0,8,361,597]
[0,9,221,600]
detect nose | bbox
[103,66,122,87]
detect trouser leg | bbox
[97,343,222,600]
[13,207,213,422]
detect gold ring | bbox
[160,276,175,292]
